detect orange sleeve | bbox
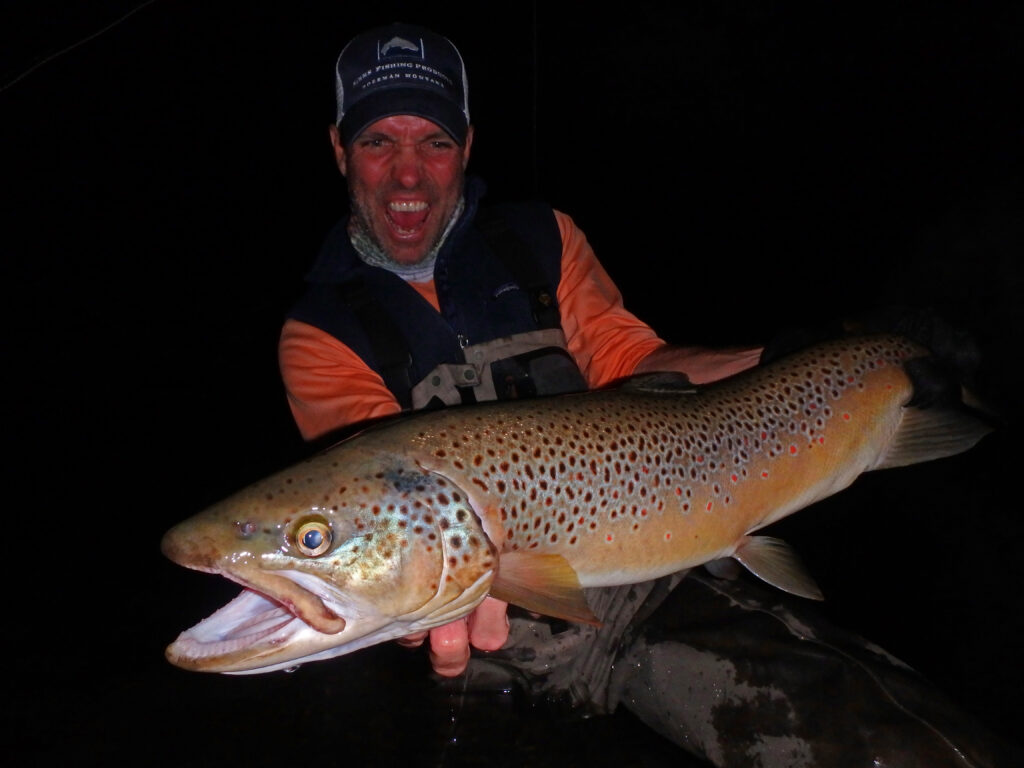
[281,213,760,441]
[554,210,763,386]
[278,318,401,440]
[554,210,667,387]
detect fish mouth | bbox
[165,566,348,674]
[161,523,349,672]
[166,588,305,671]
[165,566,496,675]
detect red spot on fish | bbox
[843,413,851,421]
[761,471,769,478]
[606,534,614,542]
[790,445,798,455]
[731,474,738,483]
[706,501,713,512]
[665,532,672,540]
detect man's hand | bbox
[396,597,509,677]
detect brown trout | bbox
[162,335,991,674]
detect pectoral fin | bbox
[490,552,601,625]
[733,536,824,600]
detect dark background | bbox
[4,1,1022,765]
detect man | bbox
[278,22,761,678]
[276,24,1017,767]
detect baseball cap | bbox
[335,23,470,145]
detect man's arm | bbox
[279,318,403,439]
[552,210,762,385]
[632,343,762,383]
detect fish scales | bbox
[162,334,992,673]
[379,334,921,585]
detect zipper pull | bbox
[458,333,470,349]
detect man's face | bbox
[331,115,473,266]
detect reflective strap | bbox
[411,363,481,409]
[411,328,579,410]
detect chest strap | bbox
[475,210,562,330]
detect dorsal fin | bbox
[621,371,699,395]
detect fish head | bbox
[162,448,497,674]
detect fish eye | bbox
[295,519,332,557]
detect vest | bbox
[288,181,588,412]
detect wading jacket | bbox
[280,178,667,440]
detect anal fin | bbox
[733,536,824,600]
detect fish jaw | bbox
[163,569,495,675]
[162,450,498,674]
[165,587,324,674]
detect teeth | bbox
[388,200,428,212]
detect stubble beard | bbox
[346,175,465,269]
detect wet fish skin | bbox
[162,454,497,673]
[162,334,991,674]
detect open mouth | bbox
[166,588,303,664]
[387,200,430,234]
[164,566,348,672]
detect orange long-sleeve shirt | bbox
[279,210,755,440]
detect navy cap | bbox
[335,23,470,145]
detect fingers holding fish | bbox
[420,597,508,676]
[428,618,472,677]
[467,596,510,651]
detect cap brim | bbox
[340,89,468,145]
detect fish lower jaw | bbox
[163,578,483,675]
[166,589,306,671]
